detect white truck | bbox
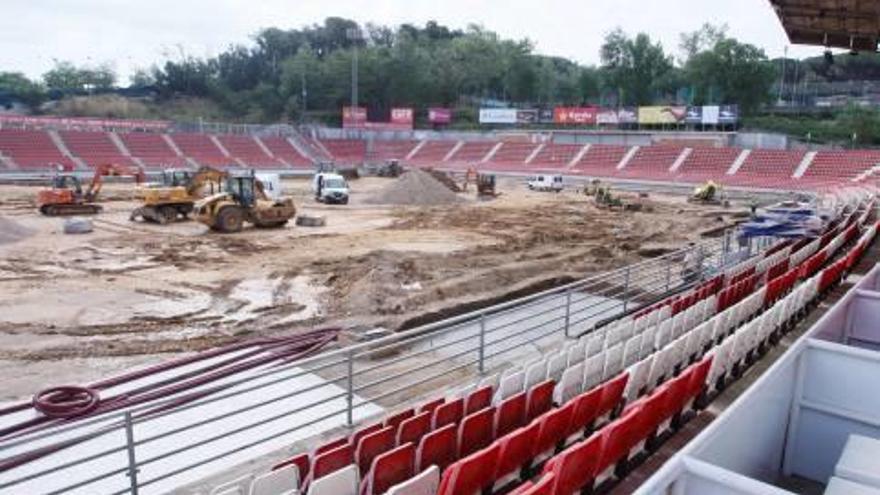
[312,172,350,204]
[527,174,564,192]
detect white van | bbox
[255,173,282,200]
[527,174,564,192]
[312,172,350,204]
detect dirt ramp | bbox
[366,169,464,206]
[0,216,34,245]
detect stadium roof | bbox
[769,0,880,51]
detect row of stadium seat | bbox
[203,200,872,495]
[0,129,312,171]
[2,128,878,190]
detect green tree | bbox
[600,29,674,105]
[0,72,46,106]
[684,36,776,113]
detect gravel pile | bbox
[366,169,464,206]
[0,216,34,245]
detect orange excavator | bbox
[37,163,145,216]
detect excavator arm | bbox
[85,163,146,201]
[186,166,228,196]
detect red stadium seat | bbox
[432,397,464,429]
[350,423,383,449]
[384,409,415,431]
[416,423,458,473]
[596,403,643,481]
[597,373,629,421]
[360,442,415,495]
[526,380,555,421]
[355,426,396,476]
[311,443,353,480]
[566,386,603,440]
[465,385,493,415]
[436,443,501,495]
[396,411,432,447]
[493,422,540,490]
[419,397,445,415]
[494,392,527,438]
[530,401,574,464]
[542,432,602,495]
[458,407,496,457]
[315,437,348,456]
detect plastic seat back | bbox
[312,444,354,480]
[386,465,439,495]
[567,386,603,436]
[436,443,501,495]
[432,397,464,429]
[494,391,527,438]
[308,464,358,495]
[362,442,415,495]
[494,422,540,484]
[465,385,493,415]
[525,380,554,421]
[250,464,298,495]
[542,432,602,495]
[597,373,629,418]
[416,423,457,473]
[355,426,396,476]
[458,406,496,457]
[384,409,415,431]
[271,452,309,482]
[531,401,574,459]
[396,410,432,447]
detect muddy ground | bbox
[0,175,737,401]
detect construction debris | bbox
[365,169,464,206]
[63,218,94,234]
[296,214,327,227]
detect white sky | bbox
[1,0,824,83]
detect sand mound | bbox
[0,216,34,245]
[366,169,464,206]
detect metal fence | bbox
[0,231,766,495]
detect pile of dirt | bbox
[366,169,464,206]
[425,168,462,192]
[0,216,34,245]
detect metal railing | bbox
[0,231,765,495]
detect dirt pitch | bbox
[0,175,737,401]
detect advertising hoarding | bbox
[428,108,452,124]
[342,106,367,128]
[390,107,414,129]
[553,107,598,125]
[479,108,518,124]
[638,106,688,124]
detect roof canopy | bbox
[770,0,880,51]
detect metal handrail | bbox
[0,229,753,495]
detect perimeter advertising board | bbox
[553,107,598,125]
[479,108,518,124]
[389,107,413,129]
[638,106,688,124]
[428,108,452,124]
[342,106,367,128]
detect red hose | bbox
[32,386,100,419]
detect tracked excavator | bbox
[194,171,296,233]
[130,166,227,224]
[37,163,145,216]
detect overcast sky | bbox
[1,0,824,83]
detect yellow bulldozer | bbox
[130,166,227,224]
[688,180,725,205]
[194,172,296,233]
